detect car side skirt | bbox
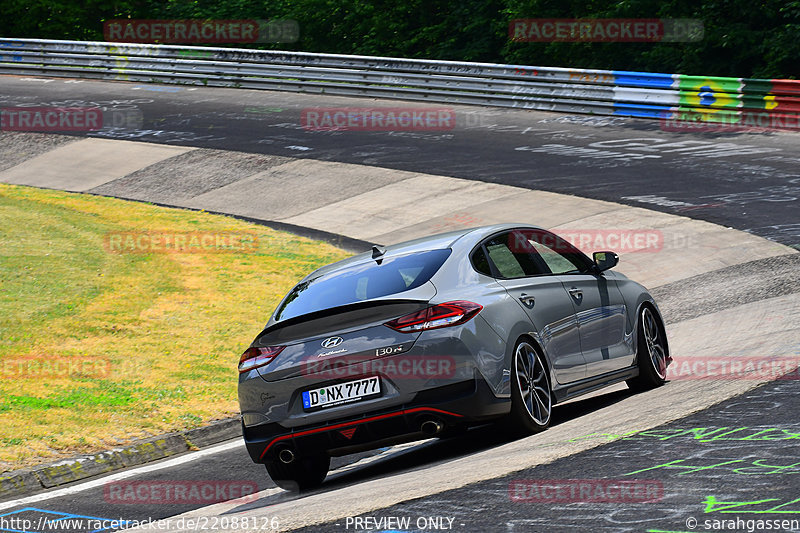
[553,366,639,403]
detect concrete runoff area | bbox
[0,138,193,192]
[90,149,295,205]
[182,160,412,221]
[1,139,793,290]
[278,174,518,240]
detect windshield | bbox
[273,249,451,322]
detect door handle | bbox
[518,293,535,307]
[568,287,583,299]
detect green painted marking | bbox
[567,430,638,442]
[732,459,800,475]
[699,427,783,442]
[626,457,800,477]
[625,459,745,476]
[703,495,781,513]
[571,426,800,443]
[703,495,800,514]
[244,106,285,113]
[767,497,800,513]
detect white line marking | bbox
[0,440,242,511]
[0,436,427,513]
[118,443,432,531]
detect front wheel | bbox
[627,306,669,391]
[505,339,552,434]
[265,453,330,491]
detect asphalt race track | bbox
[1,74,799,533]
[0,76,798,248]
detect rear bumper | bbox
[243,375,509,463]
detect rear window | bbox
[273,249,451,322]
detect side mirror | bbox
[593,251,619,272]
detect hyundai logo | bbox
[321,336,343,349]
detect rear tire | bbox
[265,453,330,491]
[505,339,552,435]
[627,306,669,392]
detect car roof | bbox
[300,223,544,281]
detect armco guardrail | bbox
[1,38,798,124]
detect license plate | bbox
[302,376,381,411]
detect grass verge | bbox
[0,183,350,471]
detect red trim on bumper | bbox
[258,407,463,460]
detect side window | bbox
[529,241,582,274]
[478,232,550,278]
[521,229,592,274]
[485,240,526,278]
[471,246,493,276]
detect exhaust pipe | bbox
[278,447,296,464]
[420,419,444,436]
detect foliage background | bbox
[0,1,797,79]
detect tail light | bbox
[384,301,483,333]
[239,346,285,373]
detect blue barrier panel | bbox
[613,70,676,89]
[613,102,672,118]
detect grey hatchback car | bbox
[238,224,670,490]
